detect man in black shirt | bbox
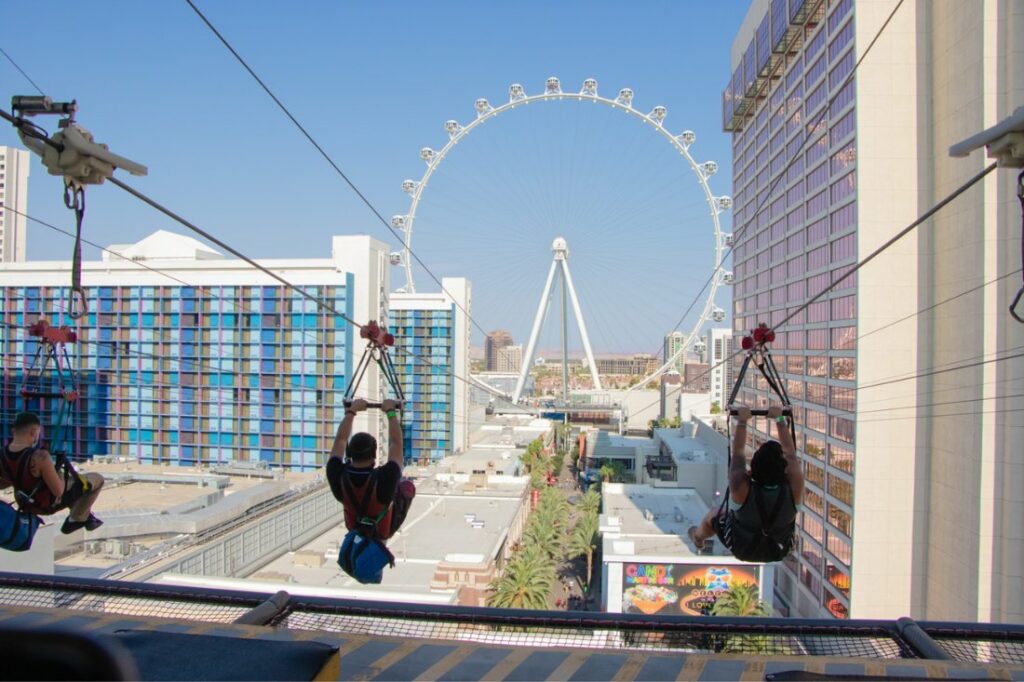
[325,398,403,540]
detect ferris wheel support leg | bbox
[513,259,559,403]
[560,259,602,391]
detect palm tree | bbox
[599,459,626,483]
[580,490,601,517]
[709,583,771,653]
[710,582,768,617]
[488,551,555,610]
[568,513,599,588]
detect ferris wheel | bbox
[393,77,733,388]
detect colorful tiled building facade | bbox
[0,231,391,470]
[391,278,472,465]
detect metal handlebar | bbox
[343,399,403,410]
[728,407,792,416]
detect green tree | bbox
[711,583,768,617]
[598,459,626,483]
[710,583,772,653]
[710,401,722,414]
[568,513,600,588]
[580,489,601,517]
[487,546,555,609]
[669,415,682,429]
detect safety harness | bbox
[714,323,797,561]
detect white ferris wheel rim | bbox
[395,77,733,391]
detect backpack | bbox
[337,469,395,584]
[389,479,416,536]
[0,448,43,552]
[723,484,795,563]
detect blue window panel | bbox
[141,430,154,443]
[99,299,114,313]
[220,433,234,446]
[142,313,155,326]
[141,372,155,385]
[290,435,301,449]
[260,389,276,402]
[181,344,196,357]
[334,316,346,329]
[182,387,195,400]
[261,344,277,357]
[208,313,219,327]
[261,299,277,313]
[220,374,235,387]
[97,357,113,369]
[182,329,196,342]
[247,314,260,327]
[168,432,179,444]
[260,405,275,418]
[260,360,276,372]
[260,330,276,343]
[181,287,196,298]
[168,373,179,386]
[304,314,318,328]
[183,300,197,313]
[303,375,316,388]
[248,434,259,447]
[259,450,275,462]
[127,429,139,442]
[248,375,259,388]
[223,314,236,326]
[260,420,274,433]
[332,376,346,389]
[167,314,179,326]
[290,375,302,387]
[181,417,195,429]
[302,435,316,449]
[182,446,195,458]
[182,402,195,416]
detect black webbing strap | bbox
[63,180,88,320]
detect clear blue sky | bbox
[1,1,750,353]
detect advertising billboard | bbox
[621,562,762,616]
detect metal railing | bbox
[1,572,1023,663]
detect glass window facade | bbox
[0,283,351,470]
[723,0,857,618]
[391,306,455,465]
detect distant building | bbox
[0,146,29,262]
[595,354,658,376]
[705,328,733,410]
[391,278,472,465]
[682,363,711,393]
[484,330,513,372]
[495,344,522,373]
[659,373,681,421]
[663,331,686,374]
[0,230,389,468]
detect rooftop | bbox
[235,465,529,602]
[601,484,732,560]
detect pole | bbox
[561,270,569,404]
